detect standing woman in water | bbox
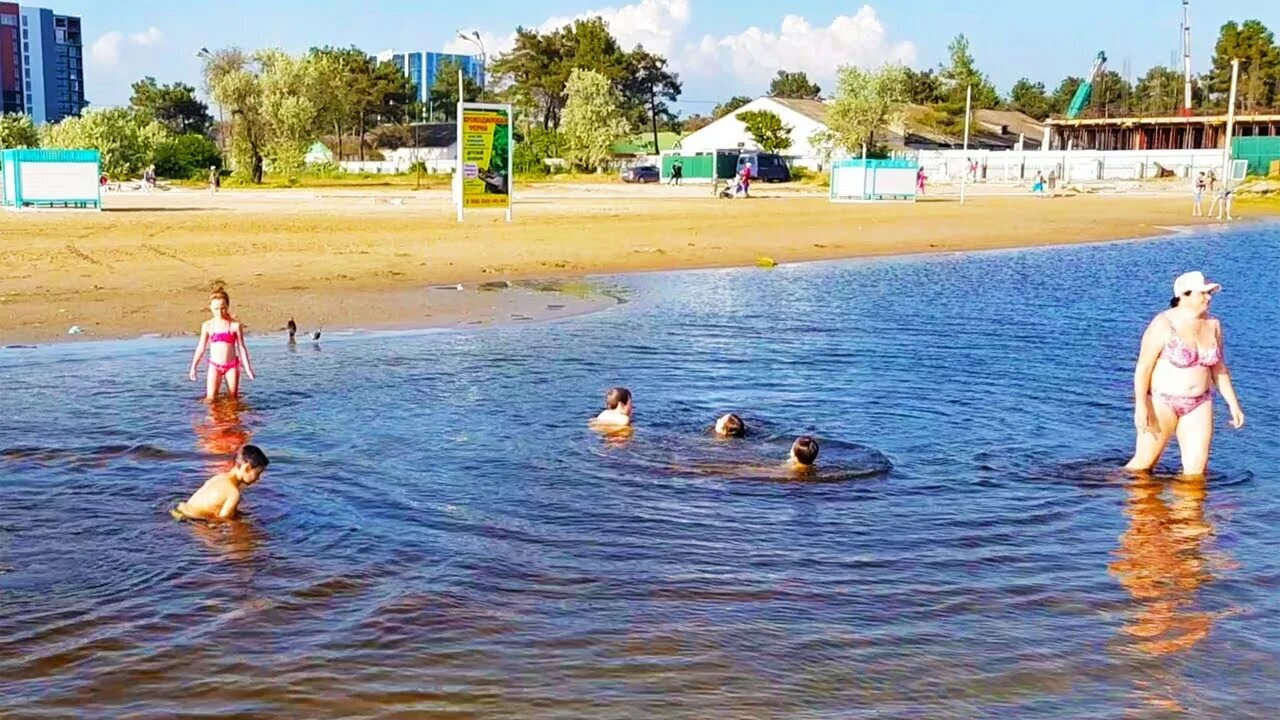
[189,288,256,401]
[1126,271,1245,476]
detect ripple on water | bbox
[1,222,1279,717]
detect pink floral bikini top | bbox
[209,328,237,344]
[1164,318,1219,368]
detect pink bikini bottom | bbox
[1156,389,1213,417]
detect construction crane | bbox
[1065,51,1108,119]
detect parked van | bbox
[736,152,791,183]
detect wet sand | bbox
[0,184,1268,343]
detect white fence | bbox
[919,149,1226,184]
[337,159,456,175]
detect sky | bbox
[55,0,1280,115]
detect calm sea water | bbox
[2,222,1279,718]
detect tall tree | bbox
[1007,78,1051,120]
[619,48,682,149]
[712,96,753,119]
[1049,77,1084,118]
[769,70,821,99]
[1092,70,1134,117]
[682,113,713,133]
[429,58,484,121]
[938,35,1001,109]
[737,110,793,153]
[41,108,169,178]
[1133,66,1186,115]
[825,63,909,154]
[0,113,39,148]
[307,46,372,160]
[903,68,944,105]
[1207,20,1280,111]
[204,48,267,182]
[129,77,213,135]
[560,68,628,172]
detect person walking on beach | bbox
[208,166,220,194]
[1047,169,1058,197]
[1031,171,1046,196]
[916,166,927,196]
[1192,172,1206,217]
[1125,271,1245,477]
[1209,188,1233,221]
[669,160,683,186]
[189,288,256,401]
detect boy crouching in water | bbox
[173,445,270,521]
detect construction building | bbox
[1045,114,1280,152]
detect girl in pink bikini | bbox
[1126,271,1245,477]
[188,288,256,401]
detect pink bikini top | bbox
[209,329,237,344]
[1164,319,1219,368]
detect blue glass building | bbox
[377,49,485,106]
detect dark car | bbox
[737,152,791,183]
[621,165,661,183]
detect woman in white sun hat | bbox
[1125,271,1245,476]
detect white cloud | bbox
[89,26,163,67]
[129,27,163,47]
[686,6,916,89]
[446,0,691,59]
[90,31,124,66]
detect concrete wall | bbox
[918,148,1226,183]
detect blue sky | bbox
[58,0,1280,114]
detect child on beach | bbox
[1193,172,1206,217]
[189,288,256,401]
[789,436,820,469]
[172,444,270,522]
[591,387,633,428]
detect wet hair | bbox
[605,387,631,410]
[720,413,746,438]
[791,436,820,466]
[210,288,230,306]
[237,444,270,470]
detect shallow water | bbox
[2,222,1279,718]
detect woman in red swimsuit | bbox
[188,288,256,401]
[1126,271,1245,476]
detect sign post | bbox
[455,101,514,223]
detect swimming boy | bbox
[591,387,633,428]
[714,413,746,438]
[172,445,270,521]
[789,436,820,469]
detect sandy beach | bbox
[0,182,1270,343]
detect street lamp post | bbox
[195,47,226,157]
[456,30,486,99]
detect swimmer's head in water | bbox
[790,436,820,466]
[715,413,745,438]
[236,444,270,484]
[209,288,231,318]
[605,387,632,414]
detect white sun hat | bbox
[1173,271,1221,295]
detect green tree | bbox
[619,49,682,142]
[737,109,793,153]
[1092,70,1134,117]
[682,113,713,132]
[1049,77,1084,118]
[1133,65,1185,115]
[256,49,326,177]
[429,58,484,121]
[1207,20,1280,111]
[0,113,39,148]
[560,68,628,172]
[713,96,753,119]
[204,48,267,182]
[769,70,821,99]
[938,35,1001,109]
[1007,78,1051,120]
[307,46,373,160]
[154,133,221,178]
[825,64,909,154]
[41,108,169,178]
[903,67,944,104]
[129,77,213,135]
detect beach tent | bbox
[1,149,102,210]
